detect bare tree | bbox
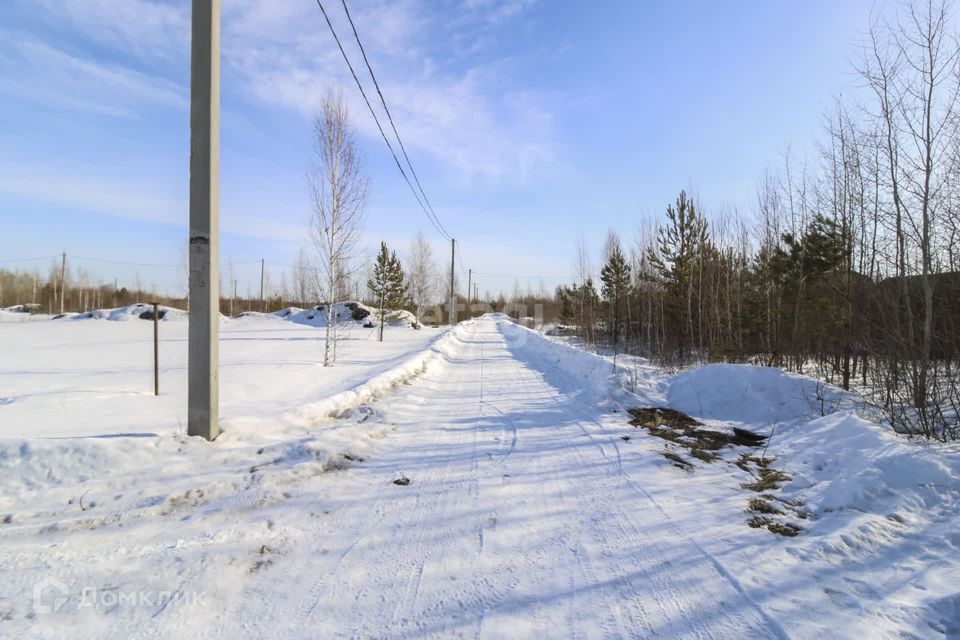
[407,231,435,322]
[309,90,368,367]
[292,247,314,306]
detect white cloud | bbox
[15,0,555,183]
[0,33,187,117]
[30,0,189,60]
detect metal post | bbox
[151,302,160,396]
[449,238,456,325]
[187,0,220,441]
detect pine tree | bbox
[368,242,408,342]
[600,244,631,345]
[648,191,707,360]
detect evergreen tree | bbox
[368,242,408,342]
[557,285,574,326]
[600,244,631,345]
[648,191,707,360]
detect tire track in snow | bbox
[502,320,790,640]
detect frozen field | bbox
[0,313,958,639]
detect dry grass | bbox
[748,497,785,515]
[627,407,806,538]
[662,451,694,470]
[628,408,767,461]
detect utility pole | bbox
[449,238,456,325]
[474,283,478,305]
[187,0,220,441]
[260,258,265,311]
[59,251,66,315]
[113,278,118,307]
[467,268,472,315]
[151,302,160,396]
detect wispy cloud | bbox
[13,0,556,183]
[0,33,187,118]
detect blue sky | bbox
[0,0,884,297]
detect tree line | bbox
[558,0,960,441]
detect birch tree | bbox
[309,90,368,367]
[407,231,435,322]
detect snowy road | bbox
[5,314,957,639]
[212,318,784,639]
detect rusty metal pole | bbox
[152,302,160,396]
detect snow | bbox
[0,314,957,638]
[272,301,421,329]
[0,307,439,439]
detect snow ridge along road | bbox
[212,317,782,639]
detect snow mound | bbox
[668,363,849,425]
[285,301,419,329]
[0,309,47,323]
[781,410,959,515]
[65,304,187,322]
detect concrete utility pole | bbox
[151,302,160,396]
[59,252,66,315]
[449,238,456,325]
[259,258,265,311]
[187,0,220,441]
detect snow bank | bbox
[0,310,47,323]
[667,363,851,425]
[68,303,187,322]
[271,302,419,329]
[25,301,421,329]
[781,410,959,515]
[496,317,665,404]
[283,324,456,426]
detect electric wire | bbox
[338,0,451,241]
[313,0,451,241]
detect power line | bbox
[338,0,451,241]
[0,255,60,264]
[471,271,572,280]
[313,0,451,241]
[70,255,181,268]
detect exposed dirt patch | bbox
[393,477,411,486]
[737,454,792,492]
[662,451,694,471]
[628,407,767,462]
[748,497,785,515]
[628,407,806,538]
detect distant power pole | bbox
[474,283,478,304]
[187,0,221,441]
[59,252,66,315]
[259,258,265,311]
[151,302,160,396]
[449,239,456,325]
[467,268,472,313]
